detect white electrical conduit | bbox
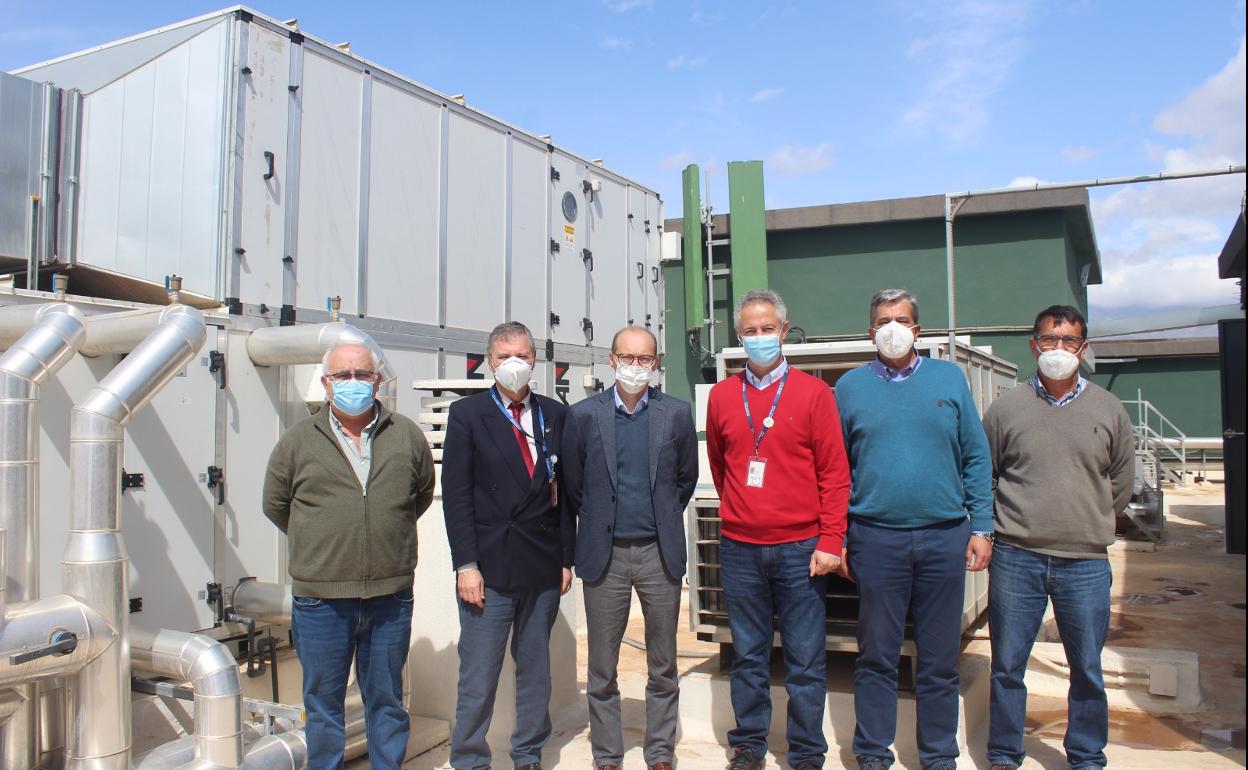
[245,322,397,407]
[61,304,207,770]
[0,302,87,770]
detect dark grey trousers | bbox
[583,540,682,766]
[450,585,560,770]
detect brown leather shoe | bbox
[650,763,674,770]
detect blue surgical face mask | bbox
[741,334,782,366]
[330,379,375,416]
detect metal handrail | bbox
[1121,397,1188,483]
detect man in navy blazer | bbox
[562,326,699,770]
[443,321,573,770]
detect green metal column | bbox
[727,160,768,306]
[682,164,705,334]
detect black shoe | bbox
[794,762,822,770]
[728,748,763,770]
[515,764,542,770]
[858,760,888,770]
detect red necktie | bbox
[509,401,535,477]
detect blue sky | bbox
[3,0,1245,320]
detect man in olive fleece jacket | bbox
[263,342,435,770]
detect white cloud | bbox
[750,87,784,103]
[901,1,1031,142]
[766,142,836,176]
[1006,175,1047,188]
[659,150,698,172]
[1089,253,1236,310]
[666,54,708,70]
[1062,144,1097,162]
[604,0,653,11]
[1088,37,1245,317]
[599,36,633,51]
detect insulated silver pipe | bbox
[78,305,184,357]
[229,579,292,626]
[131,628,244,769]
[0,594,117,689]
[62,304,206,770]
[245,322,397,406]
[0,302,87,770]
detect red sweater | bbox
[706,366,850,553]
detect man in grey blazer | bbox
[562,326,699,770]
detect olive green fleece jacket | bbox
[262,402,436,598]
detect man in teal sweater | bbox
[834,289,994,770]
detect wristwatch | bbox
[971,531,994,543]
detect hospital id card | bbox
[746,457,767,488]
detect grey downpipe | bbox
[0,302,87,770]
[131,628,244,769]
[61,304,207,770]
[245,322,397,407]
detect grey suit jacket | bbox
[562,387,699,583]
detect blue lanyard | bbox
[489,387,556,480]
[742,368,789,457]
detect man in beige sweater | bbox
[981,305,1134,770]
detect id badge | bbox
[746,457,767,488]
[549,478,559,508]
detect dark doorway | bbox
[1218,318,1245,554]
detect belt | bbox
[612,536,657,547]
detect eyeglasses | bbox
[326,369,377,382]
[1033,335,1085,352]
[614,354,657,366]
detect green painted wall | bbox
[1088,357,1223,437]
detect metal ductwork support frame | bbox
[0,302,88,769]
[130,628,244,769]
[61,304,207,770]
[245,322,397,406]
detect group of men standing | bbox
[261,286,1133,770]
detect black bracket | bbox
[582,317,594,342]
[582,249,593,272]
[129,597,143,614]
[636,261,645,280]
[205,582,225,624]
[550,167,561,181]
[208,351,226,389]
[240,65,253,75]
[263,151,275,180]
[652,266,660,284]
[644,218,651,234]
[645,313,652,328]
[121,470,144,491]
[581,180,593,194]
[549,239,560,253]
[550,312,561,327]
[279,305,296,327]
[206,465,225,506]
[225,297,243,315]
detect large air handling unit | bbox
[0,7,669,768]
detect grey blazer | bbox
[562,387,699,583]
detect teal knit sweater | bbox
[834,358,994,531]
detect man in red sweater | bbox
[706,289,851,770]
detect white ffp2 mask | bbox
[614,364,652,394]
[874,321,915,359]
[493,357,533,392]
[1037,349,1080,380]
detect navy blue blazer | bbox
[562,387,699,583]
[441,387,572,592]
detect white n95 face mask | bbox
[874,321,915,359]
[493,357,533,392]
[614,364,652,394]
[1037,349,1080,380]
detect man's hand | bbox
[560,567,573,595]
[966,536,993,572]
[457,569,485,608]
[835,547,853,582]
[809,549,841,577]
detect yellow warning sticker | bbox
[564,224,576,245]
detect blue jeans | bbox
[720,534,829,768]
[450,585,561,770]
[847,517,969,770]
[291,588,414,770]
[988,542,1112,769]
